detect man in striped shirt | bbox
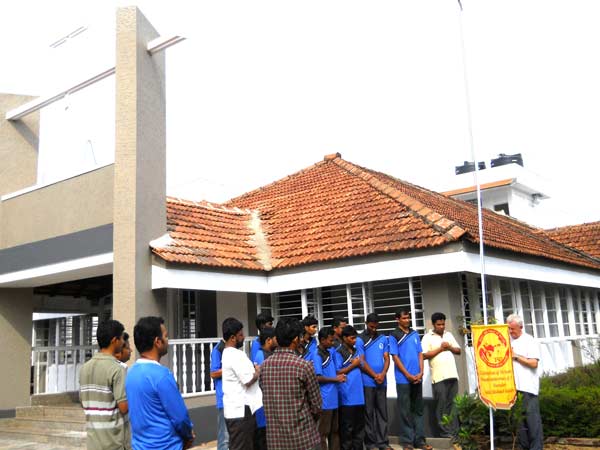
[79,320,129,450]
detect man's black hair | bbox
[302,315,318,327]
[431,312,446,323]
[133,316,164,354]
[342,325,358,338]
[255,311,274,331]
[96,320,125,349]
[259,326,276,345]
[275,317,303,347]
[318,326,335,342]
[123,332,129,342]
[222,317,244,341]
[395,309,411,319]
[366,313,380,324]
[332,316,348,327]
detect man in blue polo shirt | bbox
[389,309,431,450]
[252,326,277,450]
[300,315,318,360]
[210,338,229,450]
[356,313,392,450]
[313,326,346,450]
[334,325,365,450]
[250,311,274,361]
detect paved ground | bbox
[0,441,83,450]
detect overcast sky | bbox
[2,0,600,227]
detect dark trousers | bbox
[339,405,365,450]
[225,406,256,450]
[518,391,543,450]
[364,386,389,449]
[432,378,458,439]
[254,425,267,450]
[396,383,426,448]
[319,408,340,450]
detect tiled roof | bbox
[544,222,600,259]
[152,154,600,272]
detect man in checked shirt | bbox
[260,317,322,450]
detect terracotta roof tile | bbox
[543,222,600,259]
[152,156,600,272]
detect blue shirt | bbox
[312,347,339,410]
[302,337,317,361]
[334,345,364,406]
[356,331,389,388]
[125,360,194,450]
[252,348,267,428]
[250,336,261,362]
[210,341,226,409]
[389,328,422,384]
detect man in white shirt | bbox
[421,312,461,447]
[507,314,543,450]
[221,317,262,450]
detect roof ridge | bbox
[167,196,253,215]
[247,210,273,271]
[545,220,600,232]
[330,156,467,242]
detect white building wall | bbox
[216,291,249,335]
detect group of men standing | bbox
[211,310,465,450]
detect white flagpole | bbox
[455,1,494,448]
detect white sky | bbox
[2,0,600,227]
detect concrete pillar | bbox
[217,292,250,337]
[112,6,167,340]
[0,288,34,411]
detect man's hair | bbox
[332,316,348,327]
[255,311,274,330]
[302,315,318,327]
[133,316,164,354]
[259,326,276,345]
[96,320,125,349]
[123,332,129,342]
[342,325,358,338]
[275,317,303,347]
[431,312,446,323]
[365,313,380,324]
[395,309,411,319]
[318,326,335,342]
[506,313,524,327]
[223,317,244,341]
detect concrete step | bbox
[0,425,85,447]
[16,405,84,420]
[2,416,86,432]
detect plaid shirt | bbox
[260,348,322,450]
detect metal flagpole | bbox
[455,1,494,448]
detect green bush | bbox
[539,384,600,438]
[540,360,600,390]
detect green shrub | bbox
[541,360,600,390]
[539,384,600,438]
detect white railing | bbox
[31,344,97,394]
[168,337,255,398]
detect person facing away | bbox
[252,326,277,450]
[332,316,348,349]
[80,320,128,450]
[125,316,195,450]
[221,317,262,450]
[389,310,431,450]
[251,311,274,361]
[507,313,543,450]
[209,336,229,450]
[334,324,365,450]
[312,326,346,450]
[421,312,461,447]
[299,314,319,360]
[114,332,132,450]
[356,313,392,450]
[260,317,322,450]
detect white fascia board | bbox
[0,253,113,288]
[152,250,600,293]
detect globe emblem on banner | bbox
[476,328,510,369]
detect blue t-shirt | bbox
[356,331,389,388]
[210,341,226,409]
[312,347,339,410]
[250,336,261,362]
[125,360,194,450]
[389,328,422,384]
[252,348,267,428]
[302,336,317,361]
[334,345,364,406]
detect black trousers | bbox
[319,408,340,450]
[225,405,256,450]
[518,391,544,450]
[396,383,425,448]
[364,386,389,449]
[339,405,365,450]
[254,425,267,450]
[432,378,458,439]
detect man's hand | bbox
[374,373,385,384]
[350,357,361,368]
[335,374,347,383]
[254,363,260,375]
[441,341,451,350]
[411,372,423,384]
[183,431,196,449]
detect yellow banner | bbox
[471,324,516,410]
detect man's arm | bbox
[337,357,360,375]
[114,368,128,415]
[209,369,222,379]
[376,352,390,384]
[513,354,538,369]
[157,373,194,442]
[391,354,416,383]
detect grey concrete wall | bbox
[216,291,249,335]
[0,94,39,197]
[0,288,34,410]
[112,6,167,339]
[421,274,470,394]
[0,166,113,249]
